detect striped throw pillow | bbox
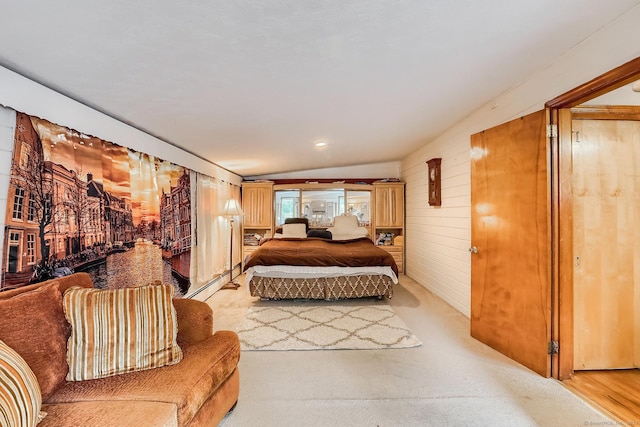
[63,284,183,381]
[0,339,44,427]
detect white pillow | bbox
[332,215,359,232]
[282,223,307,238]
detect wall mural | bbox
[1,112,191,295]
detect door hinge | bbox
[546,124,558,138]
[548,340,559,355]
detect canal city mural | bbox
[1,112,192,294]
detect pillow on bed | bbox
[282,223,307,238]
[307,229,332,239]
[284,217,309,232]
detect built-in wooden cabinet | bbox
[241,180,404,273]
[373,182,404,227]
[242,182,273,228]
[241,181,274,260]
[373,181,405,273]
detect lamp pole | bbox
[221,198,243,290]
[227,216,238,288]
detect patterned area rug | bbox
[236,302,422,351]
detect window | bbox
[301,189,344,227]
[12,187,25,220]
[26,234,36,264]
[346,191,371,226]
[274,190,299,225]
[9,232,20,245]
[44,194,52,223]
[27,196,36,222]
[274,187,371,228]
[6,232,22,273]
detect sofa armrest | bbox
[173,298,214,345]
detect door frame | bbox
[545,56,640,379]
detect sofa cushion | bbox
[48,331,240,426]
[0,273,93,302]
[39,401,178,427]
[0,339,44,427]
[0,282,70,401]
[63,284,183,381]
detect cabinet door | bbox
[242,184,273,227]
[375,184,404,227]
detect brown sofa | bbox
[0,272,240,426]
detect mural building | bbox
[1,112,192,294]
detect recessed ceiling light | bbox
[314,140,328,148]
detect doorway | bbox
[7,231,21,273]
[546,59,640,423]
[570,109,640,371]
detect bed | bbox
[243,236,399,300]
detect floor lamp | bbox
[221,199,244,290]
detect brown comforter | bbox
[243,237,399,276]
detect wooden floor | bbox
[562,369,640,423]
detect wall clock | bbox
[426,158,442,206]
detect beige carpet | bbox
[236,301,422,350]
[210,275,614,426]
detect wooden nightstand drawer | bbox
[378,245,403,273]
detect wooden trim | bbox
[570,105,640,121]
[547,56,640,380]
[273,183,374,191]
[268,178,379,185]
[546,56,640,108]
[557,108,574,380]
[549,108,560,380]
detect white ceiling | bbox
[587,82,640,105]
[0,1,638,177]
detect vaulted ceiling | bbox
[1,1,638,177]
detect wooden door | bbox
[470,110,552,377]
[572,117,640,370]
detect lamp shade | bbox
[221,199,244,216]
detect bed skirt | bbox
[248,274,394,300]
